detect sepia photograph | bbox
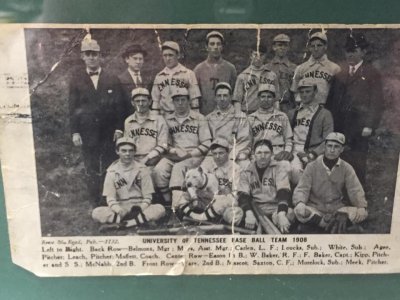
[22,26,399,237]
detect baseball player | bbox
[293,132,368,233]
[233,43,280,115]
[118,44,152,118]
[180,139,243,224]
[194,31,237,115]
[265,33,297,113]
[291,31,341,105]
[151,41,201,115]
[123,87,169,166]
[152,88,212,206]
[237,139,294,233]
[91,137,166,228]
[69,37,124,204]
[248,83,293,161]
[326,33,384,185]
[205,82,252,168]
[288,78,334,184]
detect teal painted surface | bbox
[0,0,400,299]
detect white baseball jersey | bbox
[165,110,212,154]
[233,65,279,114]
[207,105,252,157]
[238,161,291,211]
[202,159,241,196]
[103,160,154,207]
[248,109,293,152]
[124,113,169,159]
[291,54,341,104]
[152,63,201,113]
[292,104,319,152]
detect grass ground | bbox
[24,28,400,236]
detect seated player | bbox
[124,87,168,166]
[205,82,252,169]
[189,138,244,224]
[238,139,294,233]
[293,132,368,233]
[153,88,212,206]
[91,137,165,229]
[249,83,293,161]
[288,78,333,184]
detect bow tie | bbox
[89,71,99,76]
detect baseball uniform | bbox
[151,63,201,114]
[92,160,165,224]
[194,58,237,115]
[153,110,212,190]
[291,54,341,105]
[238,160,291,216]
[248,108,293,154]
[124,112,169,161]
[206,105,252,159]
[293,155,368,224]
[233,65,280,114]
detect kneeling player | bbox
[238,139,294,233]
[293,133,368,233]
[92,137,165,229]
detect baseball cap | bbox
[81,39,100,52]
[345,33,369,51]
[309,31,328,43]
[215,82,232,94]
[131,87,150,99]
[250,43,267,54]
[206,31,224,42]
[122,44,147,59]
[116,137,136,149]
[273,34,290,43]
[210,138,230,151]
[325,132,346,145]
[162,41,180,53]
[171,87,189,98]
[258,84,276,95]
[298,78,317,89]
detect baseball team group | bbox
[68,29,384,234]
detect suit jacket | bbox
[69,67,124,147]
[117,69,152,118]
[326,62,384,143]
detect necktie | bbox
[135,73,142,86]
[89,71,99,76]
[349,66,355,76]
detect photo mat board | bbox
[0,23,399,276]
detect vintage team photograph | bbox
[25,26,400,237]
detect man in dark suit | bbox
[69,37,124,204]
[327,33,384,184]
[118,44,151,118]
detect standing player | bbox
[92,137,166,229]
[288,78,334,184]
[124,88,169,166]
[248,84,293,161]
[69,37,124,204]
[291,31,341,105]
[194,31,237,115]
[265,34,297,113]
[206,82,252,168]
[326,33,384,184]
[233,44,279,115]
[153,88,212,206]
[118,44,151,117]
[152,41,201,115]
[237,140,294,233]
[293,133,368,233]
